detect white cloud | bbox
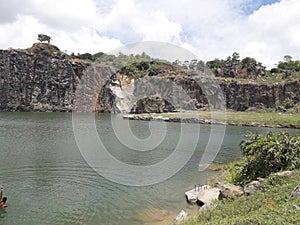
[53,28,123,54]
[95,0,182,43]
[0,0,123,53]
[0,0,299,68]
[138,12,182,42]
[28,0,98,30]
[241,0,300,68]
[0,15,45,48]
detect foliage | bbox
[172,59,206,72]
[37,34,51,43]
[240,57,257,71]
[270,67,279,73]
[75,52,105,62]
[277,55,300,72]
[277,98,295,112]
[231,131,300,184]
[206,52,265,78]
[293,103,300,113]
[119,60,183,78]
[206,58,226,69]
[278,60,300,71]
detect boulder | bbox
[218,183,244,197]
[199,202,211,211]
[274,171,293,177]
[291,184,300,198]
[244,180,260,194]
[197,188,221,206]
[185,185,211,204]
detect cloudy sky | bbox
[0,0,299,68]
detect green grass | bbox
[216,71,300,84]
[183,170,300,225]
[136,111,300,128]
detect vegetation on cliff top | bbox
[9,40,300,84]
[92,51,300,84]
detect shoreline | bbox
[123,112,300,129]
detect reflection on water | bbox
[0,113,297,225]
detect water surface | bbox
[0,113,297,225]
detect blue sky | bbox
[0,0,299,68]
[242,0,279,14]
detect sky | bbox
[0,0,299,68]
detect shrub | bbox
[231,131,300,184]
[277,98,295,112]
[270,68,279,73]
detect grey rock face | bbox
[0,49,89,112]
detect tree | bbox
[196,60,205,72]
[240,57,257,73]
[37,34,51,44]
[189,59,198,70]
[278,56,300,71]
[231,52,240,65]
[206,58,225,69]
[283,55,292,62]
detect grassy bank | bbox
[135,111,300,128]
[183,169,300,225]
[181,131,300,225]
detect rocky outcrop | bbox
[0,44,91,112]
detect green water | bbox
[0,113,297,225]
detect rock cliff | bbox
[0,43,90,112]
[0,45,299,113]
[98,71,300,113]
